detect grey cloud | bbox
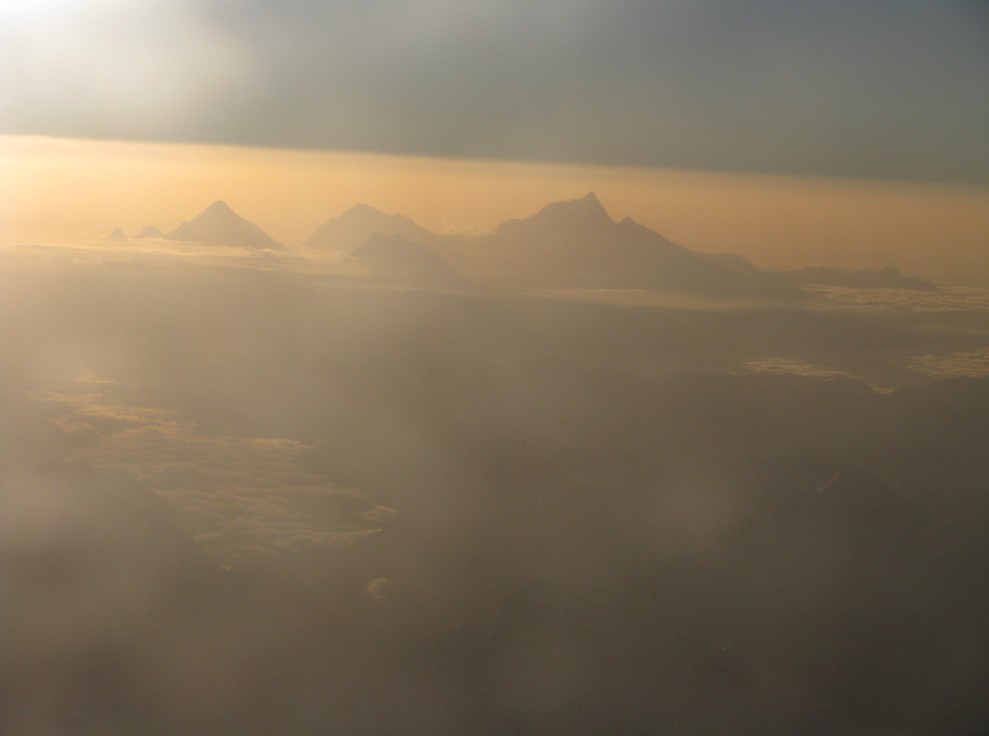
[4,222,989,733]
[2,1,988,182]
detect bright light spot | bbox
[1,0,88,23]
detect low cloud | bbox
[910,347,989,379]
[36,375,392,563]
[745,356,854,382]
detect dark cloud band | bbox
[2,0,988,183]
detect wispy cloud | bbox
[910,348,989,379]
[744,357,854,382]
[36,375,392,564]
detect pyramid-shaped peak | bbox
[164,200,282,249]
[198,200,239,218]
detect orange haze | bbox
[2,135,988,283]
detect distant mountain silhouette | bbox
[165,201,282,249]
[483,192,789,296]
[152,194,934,297]
[781,266,938,291]
[304,204,435,252]
[103,227,127,240]
[495,191,616,240]
[350,233,462,285]
[136,225,164,239]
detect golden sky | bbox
[2,135,988,281]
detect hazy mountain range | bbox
[118,194,936,295]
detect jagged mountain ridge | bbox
[143,194,933,295]
[304,192,786,295]
[495,191,617,239]
[487,192,785,294]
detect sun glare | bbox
[1,0,90,22]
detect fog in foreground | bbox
[2,220,989,735]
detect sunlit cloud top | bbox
[2,0,988,183]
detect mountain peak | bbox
[197,201,241,223]
[495,192,614,237]
[304,204,433,251]
[164,201,282,249]
[346,203,384,215]
[544,191,611,221]
[338,204,416,227]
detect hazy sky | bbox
[3,2,988,282]
[2,0,988,183]
[3,135,988,284]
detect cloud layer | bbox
[36,375,391,564]
[3,1,988,182]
